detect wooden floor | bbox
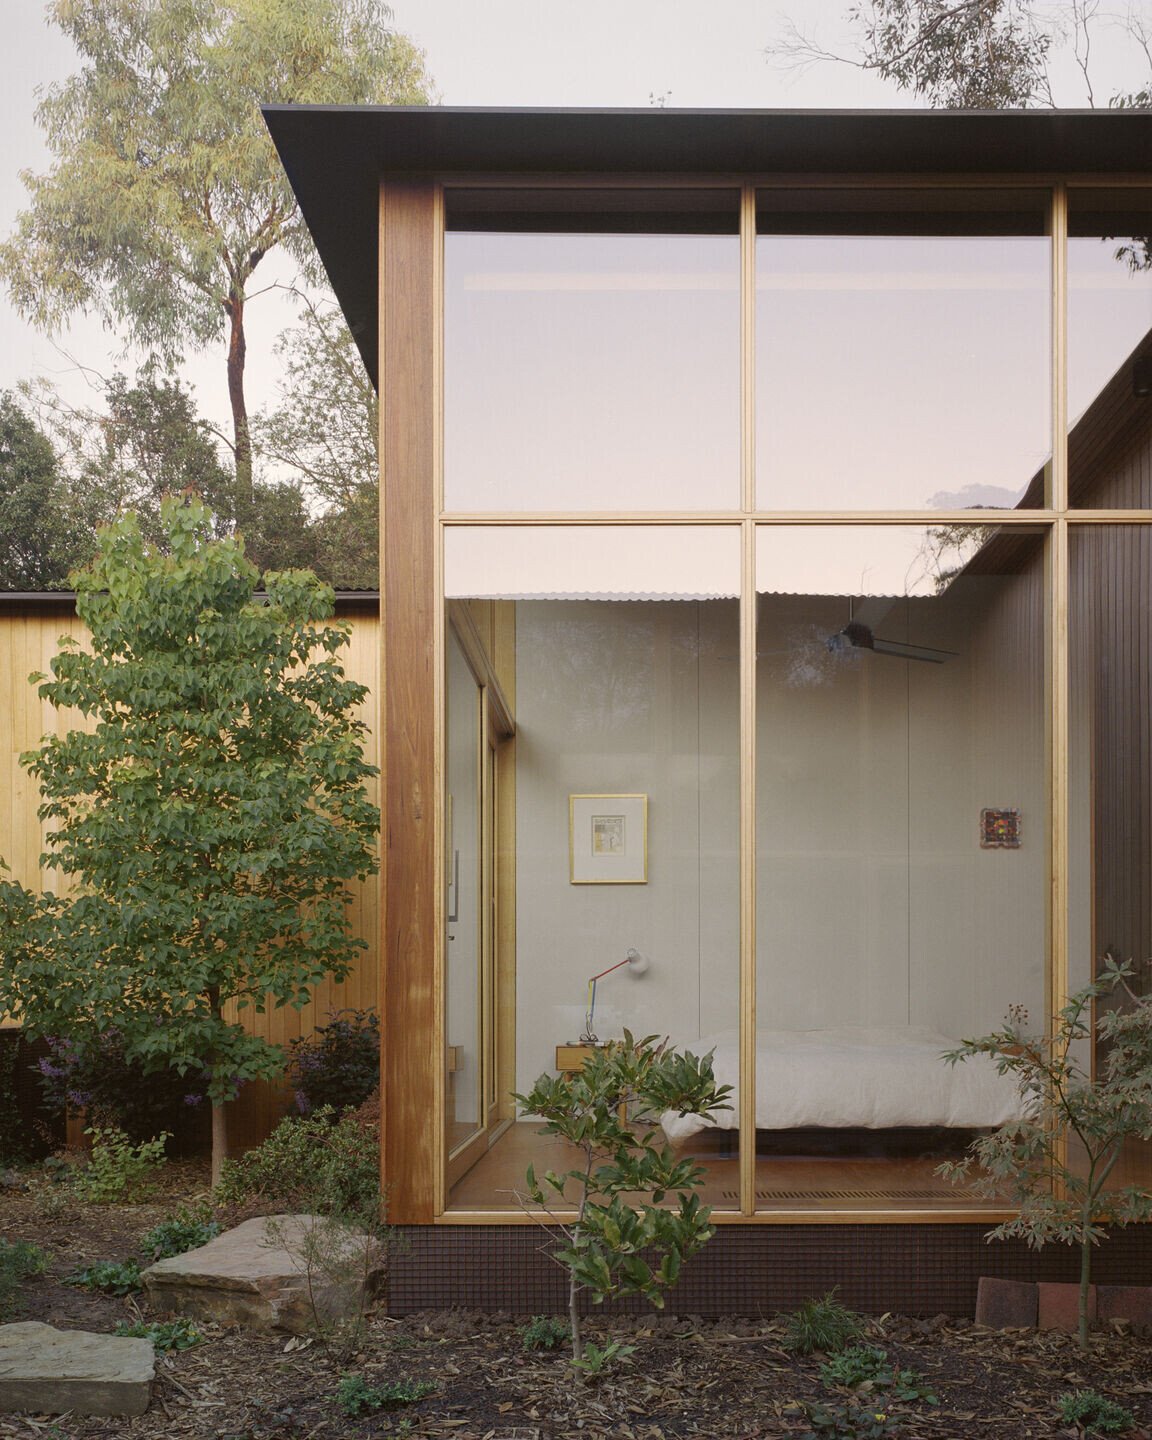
[446,1122,1003,1213]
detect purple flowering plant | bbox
[36,1029,208,1144]
[287,1010,379,1118]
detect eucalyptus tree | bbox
[767,1,1151,109]
[0,497,380,1183]
[1,0,431,532]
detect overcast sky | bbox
[0,0,1145,439]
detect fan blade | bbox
[871,636,956,664]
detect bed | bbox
[659,1025,1028,1144]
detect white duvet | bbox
[661,1025,1027,1143]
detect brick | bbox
[1037,1281,1096,1333]
[975,1277,1037,1329]
[1098,1285,1152,1328]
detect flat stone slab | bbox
[141,1214,383,1334]
[0,1322,153,1417]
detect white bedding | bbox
[660,1025,1027,1144]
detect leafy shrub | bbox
[335,1373,436,1416]
[140,1210,220,1260]
[0,1240,47,1319]
[113,1316,204,1351]
[520,1315,571,1352]
[65,1258,142,1295]
[819,1346,937,1404]
[36,1031,206,1145]
[288,1010,379,1116]
[1058,1389,1136,1435]
[214,1108,379,1220]
[71,1128,169,1204]
[517,1032,731,1369]
[784,1290,866,1355]
[570,1339,637,1376]
[0,1034,36,1163]
[800,1401,898,1438]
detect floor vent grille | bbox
[719,1188,986,1203]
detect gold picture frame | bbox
[569,794,648,884]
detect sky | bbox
[0,0,1146,443]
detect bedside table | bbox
[555,1043,627,1121]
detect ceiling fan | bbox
[825,599,957,666]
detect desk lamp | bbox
[581,948,650,1044]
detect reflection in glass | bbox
[751,524,1046,1210]
[445,190,740,512]
[445,629,482,1153]
[755,190,1051,511]
[1068,189,1152,509]
[444,526,740,1210]
[1070,526,1152,1189]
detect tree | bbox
[256,292,380,586]
[940,961,1152,1352]
[24,368,328,579]
[1,0,430,534]
[515,1035,732,1372]
[768,1,1151,109]
[0,497,380,1184]
[0,391,94,589]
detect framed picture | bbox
[569,794,648,884]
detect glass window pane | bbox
[444,525,741,1211]
[754,524,1045,1211]
[1068,189,1152,509]
[1070,525,1152,1190]
[445,629,483,1152]
[445,190,741,513]
[756,189,1051,511]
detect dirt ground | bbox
[3,1164,1152,1440]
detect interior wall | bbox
[756,572,1047,1042]
[514,599,740,1094]
[512,568,1048,1091]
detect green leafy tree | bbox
[0,391,94,589]
[940,960,1152,1351]
[0,497,379,1183]
[515,1034,732,1371]
[25,370,326,580]
[257,293,380,588]
[1,0,430,541]
[768,2,1151,110]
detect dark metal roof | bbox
[0,590,381,607]
[262,105,1152,386]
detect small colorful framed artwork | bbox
[981,808,1021,849]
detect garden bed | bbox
[2,1168,1151,1440]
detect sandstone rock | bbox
[0,1322,153,1417]
[140,1214,384,1334]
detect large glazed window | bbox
[443,525,741,1211]
[1070,525,1152,1191]
[444,189,741,512]
[751,523,1046,1211]
[1068,189,1152,509]
[755,189,1051,511]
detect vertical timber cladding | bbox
[379,179,440,1222]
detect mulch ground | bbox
[3,1165,1152,1440]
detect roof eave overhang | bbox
[262,104,1152,388]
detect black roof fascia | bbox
[262,105,1152,387]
